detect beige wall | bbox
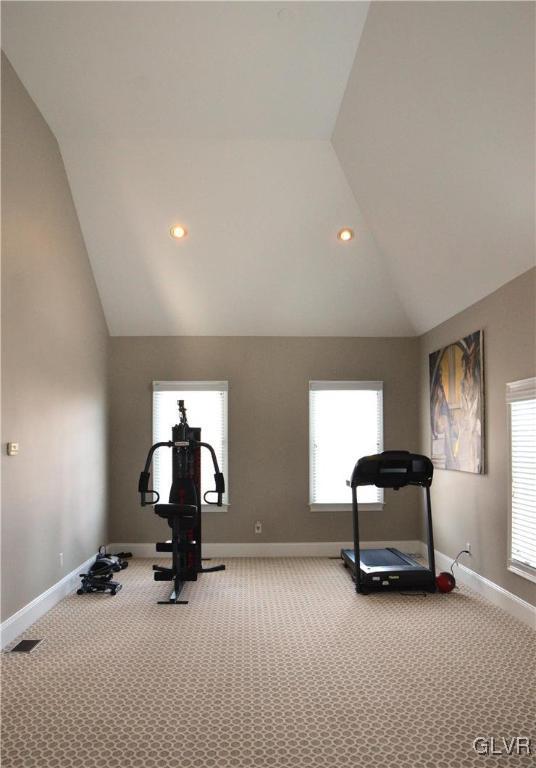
[419,269,536,605]
[109,336,421,545]
[1,56,109,621]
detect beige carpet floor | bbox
[1,557,535,768]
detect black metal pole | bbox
[172,517,180,602]
[425,485,436,587]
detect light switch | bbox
[7,442,19,456]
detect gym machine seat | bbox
[154,503,197,519]
[341,450,436,594]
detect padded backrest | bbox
[169,476,198,506]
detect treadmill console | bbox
[349,450,433,489]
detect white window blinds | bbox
[152,381,228,505]
[507,377,536,581]
[309,381,384,508]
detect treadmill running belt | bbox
[360,548,408,567]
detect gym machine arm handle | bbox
[138,441,173,506]
[138,439,225,507]
[198,441,225,507]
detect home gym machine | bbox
[341,450,436,594]
[138,400,225,604]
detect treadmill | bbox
[341,450,436,593]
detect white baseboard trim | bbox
[1,554,96,649]
[109,539,425,560]
[434,549,535,629]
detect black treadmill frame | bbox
[343,452,436,594]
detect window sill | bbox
[202,504,229,512]
[508,561,536,584]
[309,503,384,512]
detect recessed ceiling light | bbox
[170,225,188,240]
[337,228,354,242]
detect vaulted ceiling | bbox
[2,1,534,336]
[333,1,535,334]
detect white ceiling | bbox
[333,1,535,334]
[55,137,411,336]
[1,1,366,140]
[2,1,534,337]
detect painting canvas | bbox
[429,330,484,473]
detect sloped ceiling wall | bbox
[333,1,535,335]
[58,137,411,336]
[2,1,534,336]
[4,1,413,336]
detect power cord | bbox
[451,549,471,578]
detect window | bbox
[507,377,536,582]
[309,381,383,511]
[152,381,228,508]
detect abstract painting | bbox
[429,330,484,473]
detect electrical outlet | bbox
[254,520,262,535]
[7,442,19,456]
[465,542,472,555]
[59,552,64,568]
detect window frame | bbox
[507,377,536,584]
[152,380,229,511]
[308,380,384,512]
